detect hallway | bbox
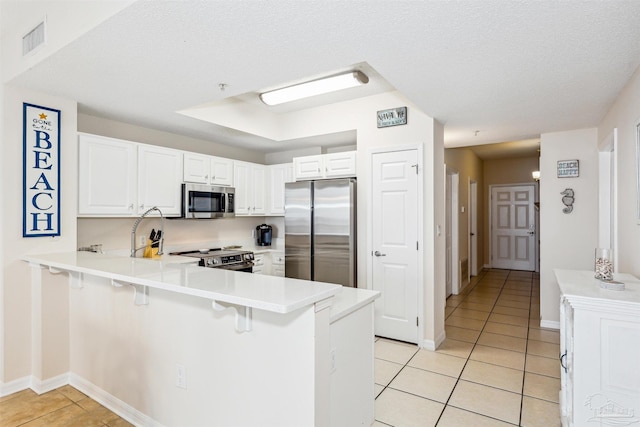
[374,269,560,426]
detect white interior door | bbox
[491,184,536,271]
[371,149,419,343]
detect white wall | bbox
[1,85,78,386]
[598,65,640,277]
[79,113,265,164]
[0,0,130,389]
[1,1,133,83]
[539,128,598,326]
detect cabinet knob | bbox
[140,204,144,209]
[129,204,134,210]
[205,175,208,180]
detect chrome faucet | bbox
[130,206,165,257]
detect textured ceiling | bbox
[9,1,640,154]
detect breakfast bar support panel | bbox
[27,264,70,391]
[69,274,328,426]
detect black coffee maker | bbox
[256,224,272,246]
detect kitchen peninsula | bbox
[24,251,379,426]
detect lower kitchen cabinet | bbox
[271,251,285,277]
[556,269,640,427]
[252,252,284,277]
[253,253,267,275]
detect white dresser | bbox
[555,269,640,427]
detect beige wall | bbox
[2,86,78,384]
[539,128,598,325]
[444,147,485,285]
[78,113,265,164]
[483,156,539,267]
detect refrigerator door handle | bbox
[374,251,387,257]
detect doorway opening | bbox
[445,166,459,295]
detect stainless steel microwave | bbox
[181,183,235,219]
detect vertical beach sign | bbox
[23,103,61,237]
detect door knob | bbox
[374,251,386,257]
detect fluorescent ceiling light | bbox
[260,71,369,106]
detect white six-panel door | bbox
[491,184,536,271]
[371,149,419,343]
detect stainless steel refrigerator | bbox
[285,178,357,287]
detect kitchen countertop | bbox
[330,287,380,323]
[555,269,640,304]
[24,251,342,314]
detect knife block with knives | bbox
[143,229,162,259]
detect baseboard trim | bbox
[0,373,69,397]
[422,329,446,351]
[0,376,32,397]
[31,373,69,394]
[540,319,560,330]
[69,373,163,427]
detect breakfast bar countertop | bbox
[23,251,342,314]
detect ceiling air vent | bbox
[23,20,46,56]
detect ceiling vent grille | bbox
[23,20,46,56]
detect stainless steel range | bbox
[171,248,255,272]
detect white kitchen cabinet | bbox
[252,253,266,275]
[271,251,285,277]
[210,156,234,186]
[78,134,137,216]
[183,152,233,187]
[234,161,266,215]
[293,151,356,181]
[267,163,293,216]
[137,144,183,216]
[556,269,640,427]
[294,155,324,180]
[325,151,357,177]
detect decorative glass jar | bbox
[594,248,613,281]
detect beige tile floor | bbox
[0,385,132,427]
[374,269,561,427]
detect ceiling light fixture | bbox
[259,71,369,106]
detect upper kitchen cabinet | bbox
[183,152,234,187]
[267,163,293,216]
[234,161,266,215]
[78,134,137,216]
[137,144,183,216]
[293,151,356,181]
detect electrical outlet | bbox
[139,235,146,246]
[176,364,187,389]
